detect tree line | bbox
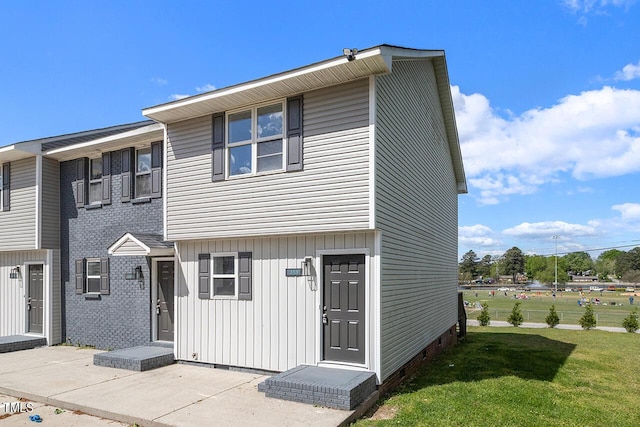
[459,247,640,284]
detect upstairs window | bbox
[88,157,102,204]
[0,162,9,211]
[86,259,102,293]
[135,147,152,197]
[227,102,284,177]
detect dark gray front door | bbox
[28,264,44,334]
[322,254,365,364]
[156,261,174,342]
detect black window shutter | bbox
[75,158,87,208]
[151,141,162,198]
[1,162,10,210]
[238,252,252,301]
[75,259,85,294]
[121,148,133,202]
[211,113,225,181]
[198,253,211,299]
[101,152,111,205]
[286,96,303,171]
[99,258,110,295]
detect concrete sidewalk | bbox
[0,346,354,427]
[467,319,637,332]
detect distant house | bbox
[142,44,467,385]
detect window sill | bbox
[227,168,286,180]
[132,197,151,205]
[85,203,103,210]
[84,293,101,300]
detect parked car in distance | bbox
[589,286,604,292]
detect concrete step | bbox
[258,365,377,410]
[0,335,47,353]
[93,345,174,371]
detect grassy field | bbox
[462,290,639,327]
[355,327,640,427]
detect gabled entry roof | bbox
[108,233,174,257]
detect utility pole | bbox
[553,235,559,300]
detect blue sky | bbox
[1,1,639,260]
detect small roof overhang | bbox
[44,123,164,161]
[108,233,174,257]
[0,140,42,162]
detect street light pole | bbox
[553,235,559,300]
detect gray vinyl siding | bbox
[0,158,37,251]
[375,59,459,381]
[40,158,60,249]
[166,78,371,241]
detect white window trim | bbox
[88,157,102,205]
[135,146,152,198]
[86,258,101,294]
[211,252,239,299]
[225,100,286,178]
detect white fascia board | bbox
[142,47,387,121]
[108,233,151,256]
[45,123,164,157]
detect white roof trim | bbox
[108,232,174,257]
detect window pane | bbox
[90,158,102,180]
[257,104,283,139]
[229,145,252,176]
[87,261,101,276]
[136,174,151,197]
[257,139,282,156]
[229,110,252,143]
[257,154,283,172]
[87,278,101,293]
[214,256,235,275]
[214,278,235,296]
[89,182,102,204]
[137,148,151,173]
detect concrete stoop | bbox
[0,335,47,353]
[258,365,377,410]
[93,345,174,371]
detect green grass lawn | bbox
[462,290,639,327]
[355,327,640,427]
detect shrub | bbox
[477,303,491,326]
[579,303,597,330]
[546,304,560,328]
[622,308,639,333]
[507,301,524,327]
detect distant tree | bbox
[546,305,560,328]
[507,302,524,327]
[503,247,525,284]
[477,303,491,326]
[579,303,597,330]
[622,309,639,333]
[563,251,594,275]
[477,255,493,278]
[525,255,547,279]
[622,270,640,285]
[459,250,479,279]
[595,249,623,279]
[616,247,640,276]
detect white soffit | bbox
[108,233,174,257]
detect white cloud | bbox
[562,0,636,14]
[169,94,189,101]
[453,85,640,204]
[150,77,168,86]
[503,221,599,240]
[196,83,216,92]
[613,61,640,81]
[458,225,502,248]
[612,203,640,221]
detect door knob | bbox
[322,313,328,325]
[156,305,161,315]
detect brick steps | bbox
[258,365,377,410]
[0,335,47,353]
[93,345,174,371]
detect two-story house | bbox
[142,45,467,386]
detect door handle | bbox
[156,305,161,315]
[27,303,31,311]
[322,313,328,325]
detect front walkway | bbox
[0,346,354,427]
[467,319,637,332]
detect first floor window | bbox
[227,102,284,177]
[212,254,237,297]
[136,147,151,197]
[88,157,102,204]
[86,259,101,293]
